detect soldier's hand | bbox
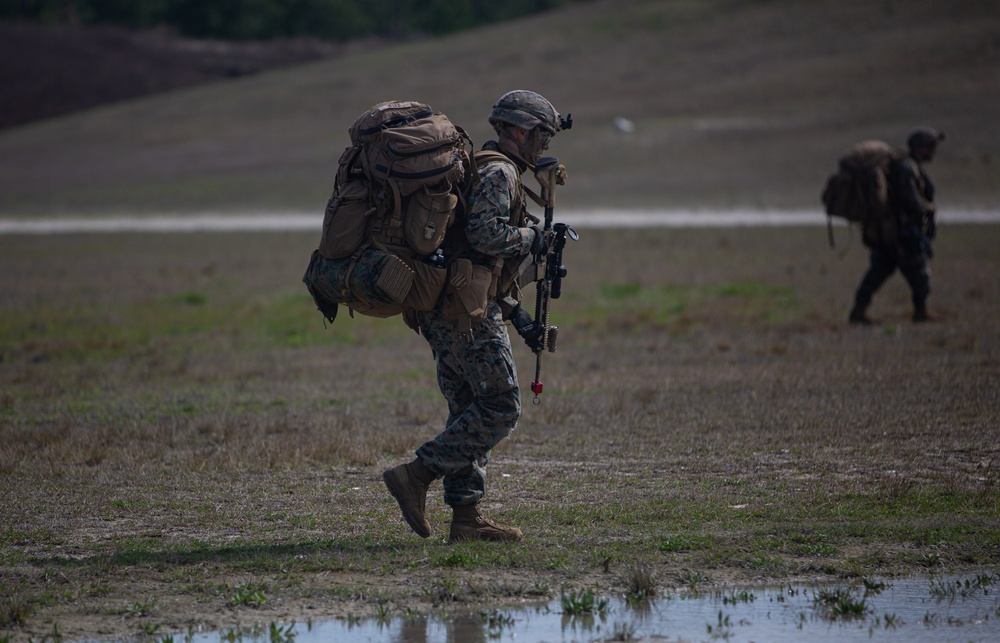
[511,305,545,351]
[520,323,545,352]
[555,163,568,186]
[530,226,549,256]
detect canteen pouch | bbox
[403,185,458,256]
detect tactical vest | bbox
[890,157,932,230]
[434,148,533,332]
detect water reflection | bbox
[186,575,999,643]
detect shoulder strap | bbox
[473,149,514,167]
[473,150,546,210]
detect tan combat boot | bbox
[448,504,523,543]
[383,459,436,538]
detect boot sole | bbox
[382,469,431,538]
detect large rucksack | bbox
[821,140,904,247]
[302,101,476,323]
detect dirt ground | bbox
[1,225,998,642]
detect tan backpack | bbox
[821,140,904,247]
[303,101,476,322]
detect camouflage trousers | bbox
[414,300,521,507]
[854,243,931,311]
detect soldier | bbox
[849,126,944,324]
[382,90,567,542]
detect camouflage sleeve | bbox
[894,159,935,223]
[464,161,534,258]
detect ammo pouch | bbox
[440,258,495,327]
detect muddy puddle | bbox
[173,574,998,643]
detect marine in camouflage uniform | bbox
[382,90,566,543]
[850,126,943,325]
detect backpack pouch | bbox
[374,114,465,197]
[375,253,415,304]
[302,249,339,323]
[403,259,448,312]
[440,258,494,324]
[319,179,372,260]
[305,248,408,318]
[404,185,458,256]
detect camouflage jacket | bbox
[890,156,936,237]
[463,140,533,258]
[442,140,534,308]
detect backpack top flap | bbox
[348,101,469,199]
[349,101,434,145]
[839,140,896,173]
[374,113,467,195]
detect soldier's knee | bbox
[480,389,521,429]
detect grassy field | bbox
[1,224,998,641]
[1,0,998,216]
[1,0,998,639]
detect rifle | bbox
[529,156,578,404]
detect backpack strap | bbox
[474,150,546,210]
[471,149,540,304]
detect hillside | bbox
[1,0,998,217]
[0,21,352,130]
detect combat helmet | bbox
[907,126,944,152]
[489,90,571,134]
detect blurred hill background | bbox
[0,0,583,129]
[0,0,997,217]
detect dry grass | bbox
[1,224,998,640]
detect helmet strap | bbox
[498,126,538,170]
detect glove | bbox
[511,305,545,351]
[555,163,568,186]
[530,226,548,256]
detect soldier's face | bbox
[917,145,936,163]
[524,128,552,163]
